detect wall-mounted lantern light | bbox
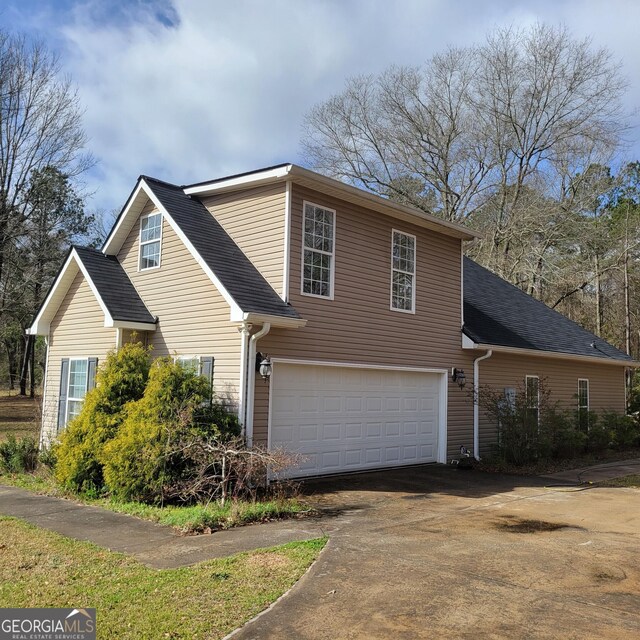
[259,355,272,381]
[451,367,466,388]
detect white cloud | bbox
[10,0,640,213]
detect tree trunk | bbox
[624,249,631,356]
[19,334,33,396]
[29,335,35,398]
[594,254,602,337]
[5,340,17,390]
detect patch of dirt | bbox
[593,566,627,582]
[495,515,573,533]
[245,552,290,571]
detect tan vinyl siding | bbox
[478,352,627,455]
[117,206,241,408]
[201,183,287,295]
[41,272,116,444]
[254,184,472,457]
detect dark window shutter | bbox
[57,359,70,432]
[87,357,98,391]
[200,356,214,400]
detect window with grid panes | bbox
[302,203,335,297]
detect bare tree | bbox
[302,22,627,234]
[0,30,93,303]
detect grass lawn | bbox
[0,516,325,639]
[596,474,640,488]
[0,470,314,534]
[0,390,40,441]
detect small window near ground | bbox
[391,230,416,313]
[302,202,335,298]
[525,375,539,428]
[578,378,589,430]
[139,212,162,270]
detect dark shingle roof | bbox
[74,246,156,325]
[142,176,300,319]
[463,257,632,362]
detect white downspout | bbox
[246,323,271,447]
[473,349,493,460]
[237,322,252,438]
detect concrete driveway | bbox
[233,465,640,640]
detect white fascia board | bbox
[102,180,148,255]
[287,165,480,241]
[29,251,78,335]
[462,337,639,367]
[103,178,245,320]
[234,312,307,329]
[110,320,157,331]
[156,206,244,320]
[462,333,476,349]
[28,249,114,335]
[184,165,292,196]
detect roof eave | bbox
[184,163,479,241]
[29,249,114,336]
[233,311,307,329]
[462,337,639,367]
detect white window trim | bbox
[138,211,163,271]
[390,229,416,314]
[66,357,89,424]
[174,355,202,374]
[578,378,589,411]
[300,200,336,300]
[525,375,540,420]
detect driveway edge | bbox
[221,536,332,640]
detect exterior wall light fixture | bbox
[451,367,466,388]
[259,355,272,381]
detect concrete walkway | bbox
[0,485,327,569]
[0,458,637,570]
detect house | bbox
[29,164,636,477]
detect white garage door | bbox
[270,362,442,478]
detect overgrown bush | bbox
[0,436,39,473]
[101,357,240,503]
[479,381,639,465]
[601,411,640,448]
[55,341,151,492]
[161,437,301,505]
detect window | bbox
[139,212,162,270]
[391,230,416,312]
[174,356,214,396]
[302,202,335,298]
[525,375,539,428]
[67,359,88,422]
[578,379,589,430]
[175,356,201,374]
[57,358,97,431]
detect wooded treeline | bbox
[1,23,639,396]
[0,30,95,393]
[304,24,640,358]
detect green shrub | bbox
[55,342,151,493]
[547,408,587,459]
[601,411,640,449]
[101,357,217,503]
[38,445,57,469]
[0,436,39,473]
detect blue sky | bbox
[2,0,640,216]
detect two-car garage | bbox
[269,361,446,478]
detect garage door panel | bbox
[271,363,441,478]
